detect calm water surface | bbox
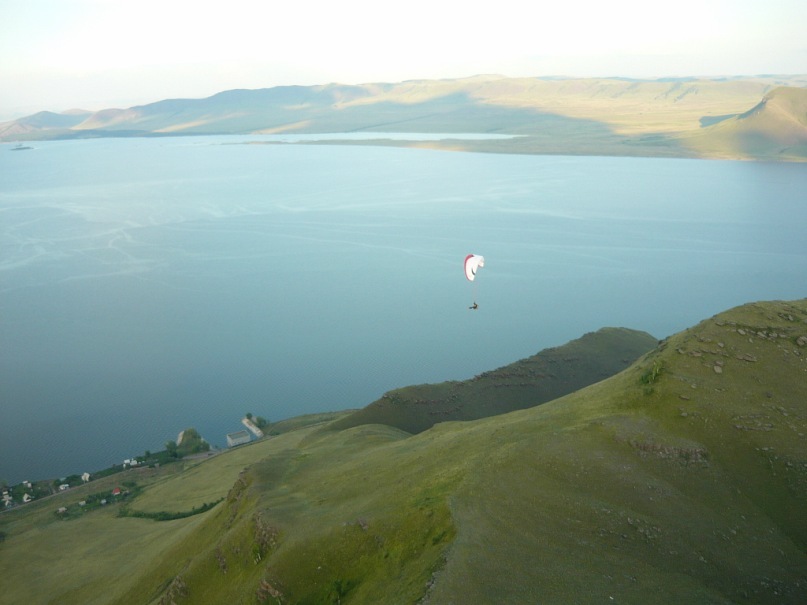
[1,136,806,483]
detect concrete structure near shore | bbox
[241,417,265,438]
[226,431,251,448]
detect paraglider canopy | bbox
[464,254,485,281]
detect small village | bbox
[2,457,147,517]
[2,415,269,518]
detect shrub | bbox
[640,359,663,385]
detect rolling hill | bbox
[2,75,806,160]
[1,298,806,604]
[678,86,807,160]
[0,110,89,139]
[330,327,658,434]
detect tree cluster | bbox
[246,412,269,429]
[164,427,210,459]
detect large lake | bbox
[2,136,806,483]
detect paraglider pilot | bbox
[464,254,484,311]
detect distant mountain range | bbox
[3,75,806,160]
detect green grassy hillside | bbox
[330,327,657,434]
[1,299,805,604]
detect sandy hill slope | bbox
[679,86,807,160]
[1,299,805,604]
[71,84,378,134]
[330,327,658,434]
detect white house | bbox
[81,472,91,483]
[59,483,70,491]
[22,493,33,503]
[226,430,251,448]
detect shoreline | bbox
[6,132,806,162]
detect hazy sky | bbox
[1,0,805,119]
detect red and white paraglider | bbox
[464,254,484,310]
